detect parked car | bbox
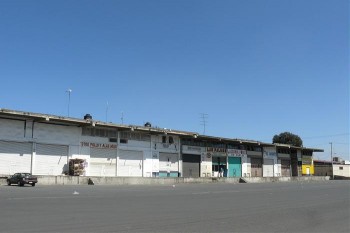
[7,173,38,186]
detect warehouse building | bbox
[0,109,323,178]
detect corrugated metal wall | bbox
[34,143,68,175]
[182,154,200,178]
[118,150,143,177]
[89,148,117,177]
[0,141,32,175]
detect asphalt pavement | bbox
[0,181,349,233]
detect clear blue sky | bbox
[0,0,348,160]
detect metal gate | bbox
[228,157,241,177]
[89,148,117,177]
[281,159,291,176]
[0,141,32,175]
[251,158,263,177]
[263,159,274,177]
[118,150,143,177]
[182,154,200,178]
[34,143,68,175]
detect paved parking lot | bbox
[0,181,349,232]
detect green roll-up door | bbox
[228,157,241,177]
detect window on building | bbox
[119,132,151,141]
[109,138,117,143]
[227,144,241,149]
[339,167,343,170]
[169,136,174,144]
[302,150,312,156]
[162,136,167,143]
[82,127,117,138]
[120,139,128,144]
[277,148,291,154]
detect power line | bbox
[302,133,349,139]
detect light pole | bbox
[106,101,109,122]
[66,89,72,117]
[330,142,334,179]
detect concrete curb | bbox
[0,176,331,186]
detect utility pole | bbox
[66,89,72,117]
[330,142,334,180]
[105,101,109,122]
[200,113,208,135]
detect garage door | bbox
[159,153,179,177]
[228,157,241,177]
[89,148,117,177]
[34,144,68,175]
[251,158,263,177]
[263,159,274,177]
[281,159,291,177]
[118,150,142,177]
[0,141,32,175]
[182,154,200,178]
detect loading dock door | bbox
[34,144,68,175]
[0,141,32,175]
[251,158,263,177]
[263,159,274,177]
[118,150,143,177]
[182,154,200,178]
[89,148,117,177]
[228,157,241,177]
[281,160,291,177]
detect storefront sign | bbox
[80,142,117,149]
[227,149,247,157]
[206,147,227,153]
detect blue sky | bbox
[0,0,348,160]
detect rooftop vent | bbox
[144,122,152,127]
[84,114,92,120]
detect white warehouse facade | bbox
[0,109,323,178]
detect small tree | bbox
[273,132,303,147]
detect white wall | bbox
[263,147,279,177]
[242,156,250,177]
[333,164,350,177]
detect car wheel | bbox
[31,183,36,187]
[7,180,11,186]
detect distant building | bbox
[314,158,350,178]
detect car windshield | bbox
[20,173,31,176]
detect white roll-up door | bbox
[0,141,32,175]
[159,153,179,173]
[263,159,274,177]
[118,150,143,177]
[34,144,68,175]
[89,148,117,177]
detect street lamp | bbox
[66,89,72,117]
[330,142,334,180]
